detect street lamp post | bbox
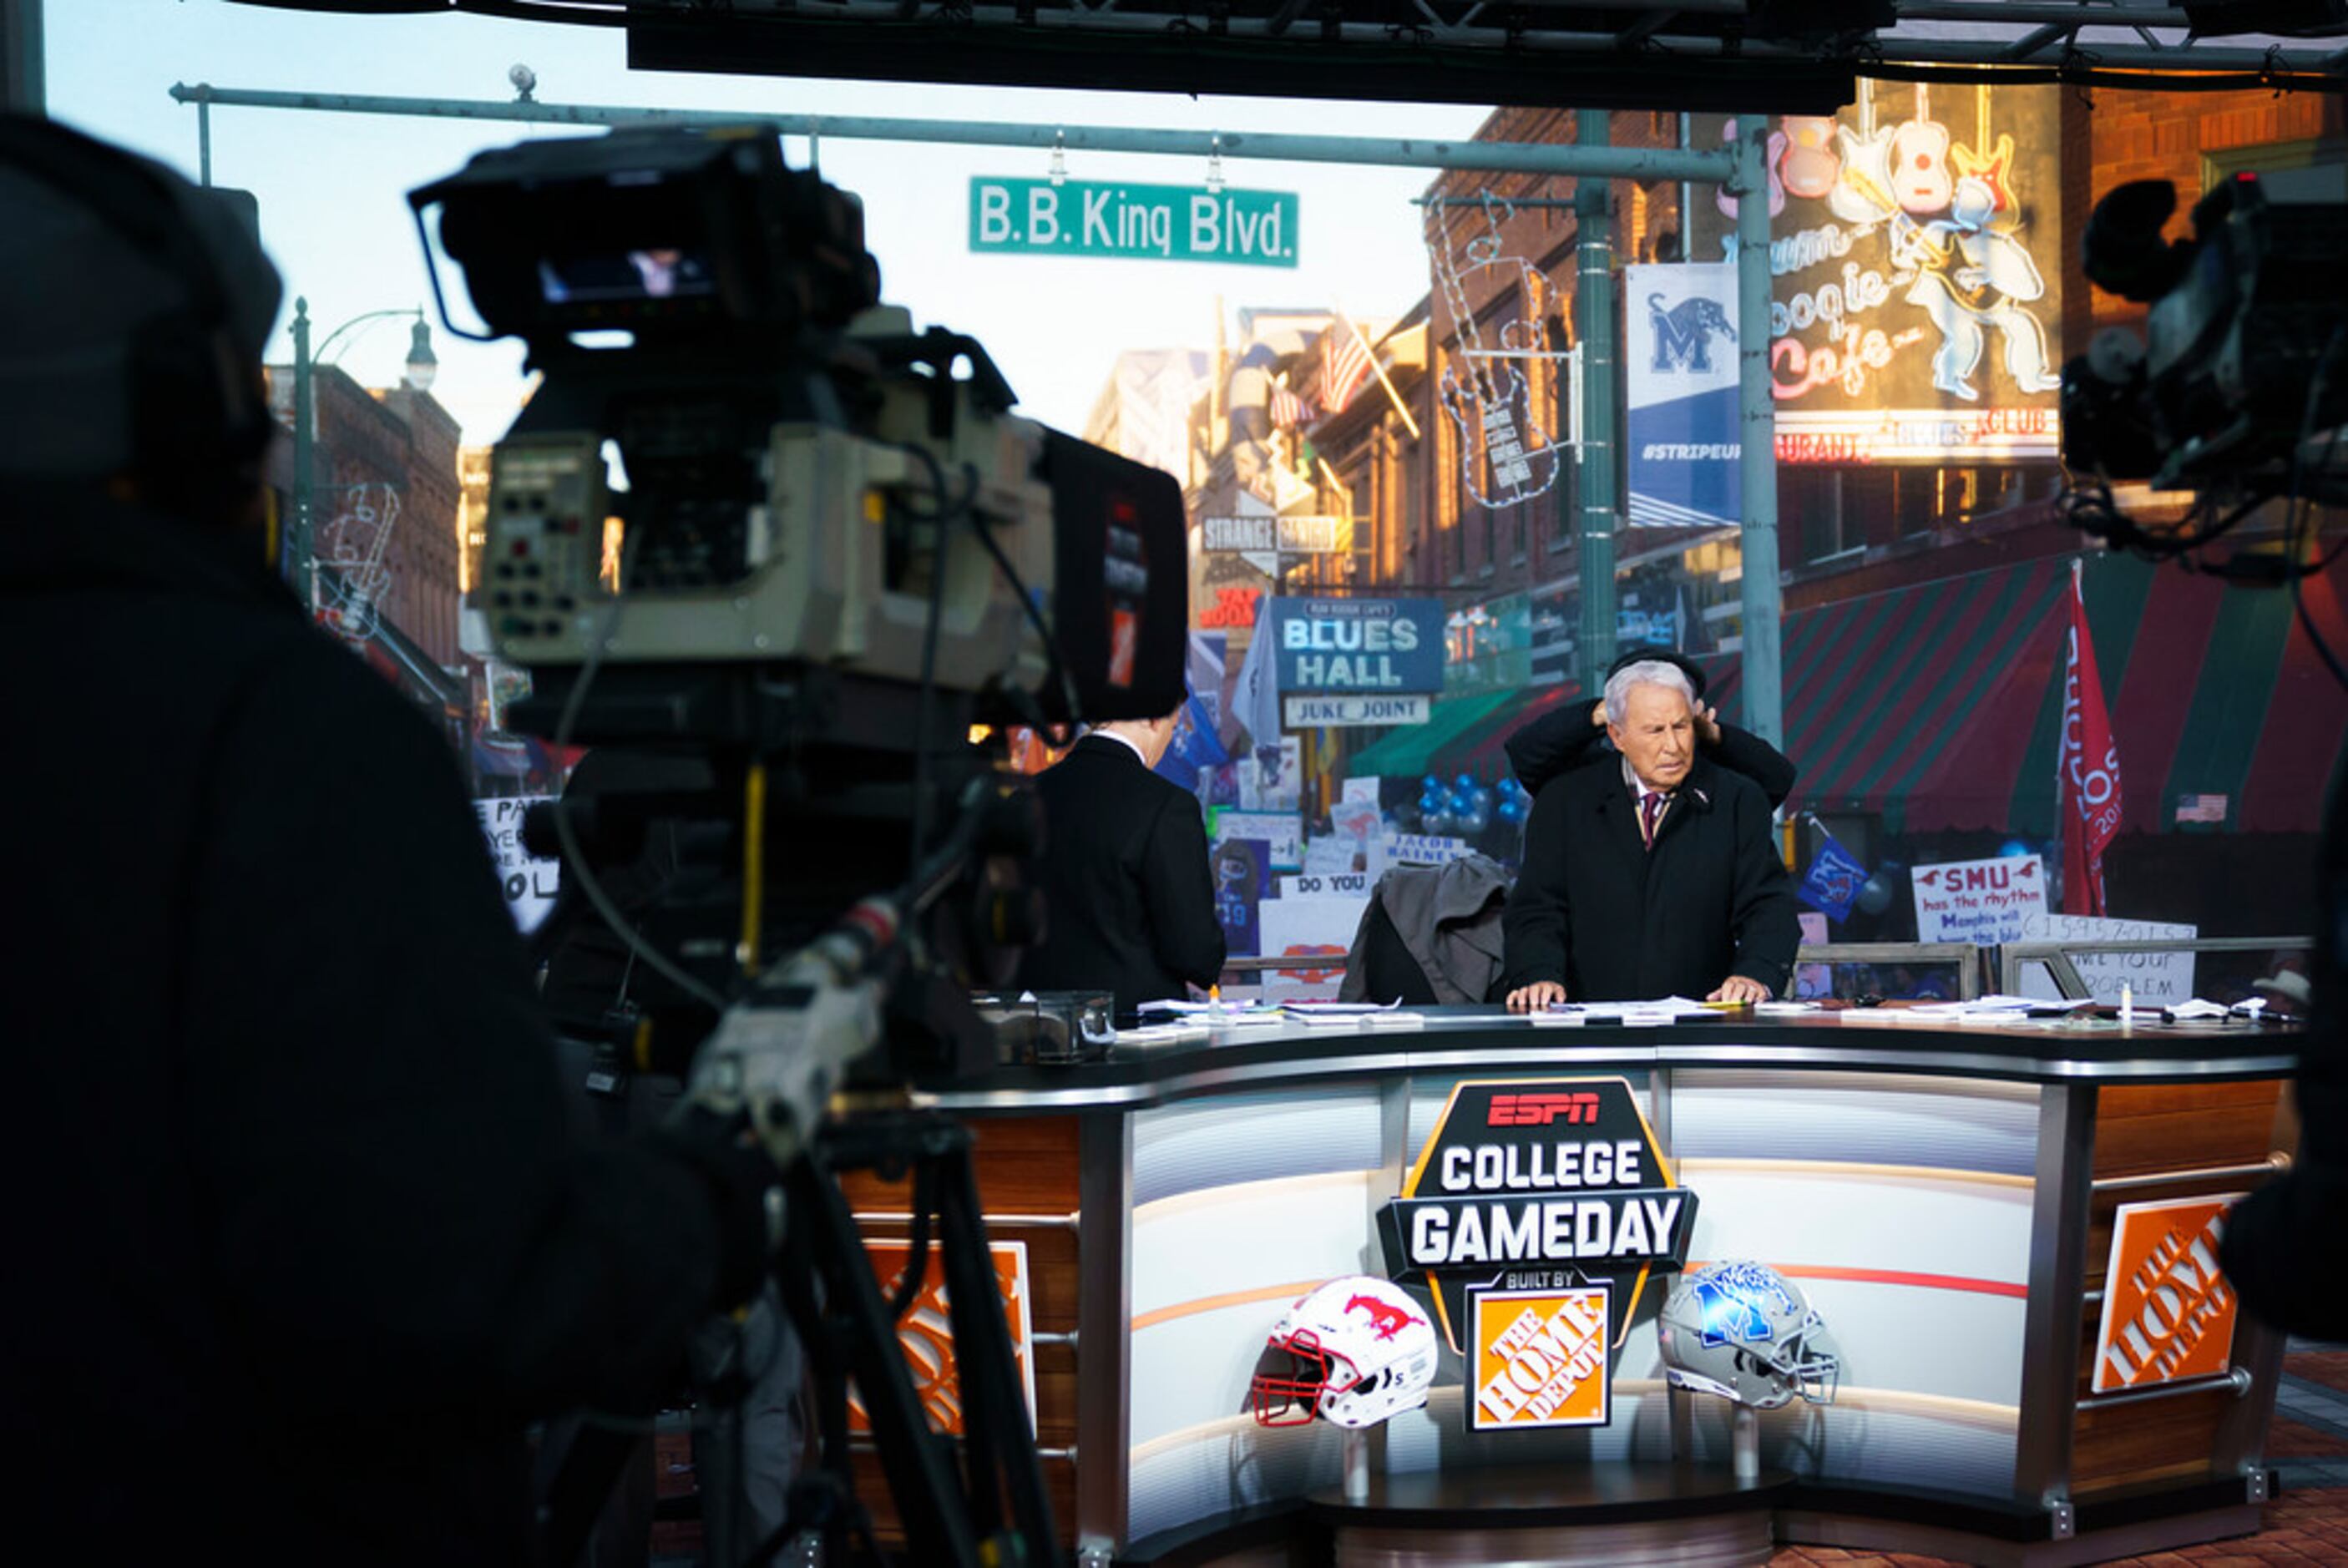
[286,298,438,609]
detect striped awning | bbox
[1743,552,2348,837]
[1344,687,1520,778]
[1416,551,2345,836]
[1449,679,1586,781]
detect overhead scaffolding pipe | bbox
[170,83,1737,185]
[1733,116,1784,749]
[170,78,1786,743]
[1575,109,1617,695]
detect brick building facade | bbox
[1228,81,2344,934]
[1295,81,2343,676]
[265,362,464,669]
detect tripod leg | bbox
[786,1146,984,1568]
[929,1134,1062,1561]
[540,1420,649,1568]
[770,1257,852,1568]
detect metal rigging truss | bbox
[229,2,2347,109]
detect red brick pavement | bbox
[2270,1418,2348,1460]
[1768,1485,2348,1565]
[1764,1342,2348,1565]
[2293,1356,2348,1399]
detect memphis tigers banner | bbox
[1625,263,1741,529]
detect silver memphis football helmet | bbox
[1658,1260,1840,1409]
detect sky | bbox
[46,0,1491,445]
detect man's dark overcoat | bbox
[1500,753,1801,1003]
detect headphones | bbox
[0,117,276,529]
[1607,645,1708,703]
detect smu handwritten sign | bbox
[1911,852,2047,945]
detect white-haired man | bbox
[1501,660,1801,1009]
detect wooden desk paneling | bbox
[2088,1080,2284,1181]
[2069,1080,2285,1499]
[832,1114,1088,1546]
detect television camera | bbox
[410,127,1188,1566]
[2059,167,2348,1347]
[2059,169,2347,569]
[411,129,1184,1038]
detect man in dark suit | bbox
[1017,711,1227,1012]
[1502,660,1801,1009]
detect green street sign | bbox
[969,177,1298,267]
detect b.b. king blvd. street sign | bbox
[970,178,1298,267]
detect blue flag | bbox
[1155,692,1230,792]
[1798,834,1869,922]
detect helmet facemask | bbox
[1248,1328,1364,1427]
[1764,1311,1840,1406]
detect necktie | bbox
[1640,791,1667,849]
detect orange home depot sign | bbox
[2090,1196,2243,1394]
[848,1239,1036,1436]
[1470,1285,1612,1430]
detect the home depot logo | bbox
[1487,1091,1602,1127]
[849,1238,1035,1434]
[1470,1285,1612,1429]
[2090,1195,2243,1394]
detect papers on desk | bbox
[1884,994,2268,1027]
[1140,998,1283,1020]
[1890,994,2097,1024]
[2158,998,2275,1022]
[1115,1022,1211,1047]
[1754,1001,1822,1016]
[1282,1005,1427,1029]
[1540,997,1717,1026]
[1279,1000,1424,1029]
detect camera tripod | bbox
[768,1106,1059,1567]
[542,1105,1060,1568]
[526,665,1061,1566]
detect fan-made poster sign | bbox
[1378,1077,1695,1383]
[1697,82,2063,463]
[473,795,559,933]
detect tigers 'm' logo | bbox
[1648,292,1736,374]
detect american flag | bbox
[2173,793,2228,824]
[1269,383,1317,429]
[1321,321,1376,414]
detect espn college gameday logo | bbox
[1376,1075,1695,1376]
[2090,1196,2243,1394]
[1487,1091,1600,1127]
[1471,1285,1612,1430]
